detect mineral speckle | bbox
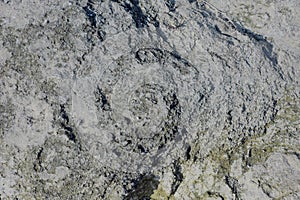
[0,0,299,199]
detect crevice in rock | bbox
[124,174,160,200]
[170,160,183,195]
[165,0,176,12]
[83,0,97,28]
[232,21,284,77]
[208,50,231,68]
[206,191,226,200]
[33,147,44,172]
[113,0,160,28]
[225,176,240,200]
[122,0,148,28]
[185,145,191,160]
[168,51,194,70]
[257,180,274,199]
[100,173,118,199]
[225,175,241,200]
[226,110,233,125]
[82,0,107,42]
[53,104,81,148]
[137,144,147,153]
[60,104,69,124]
[214,24,240,41]
[59,105,76,143]
[95,86,111,111]
[135,48,164,64]
[61,123,77,143]
[135,48,198,75]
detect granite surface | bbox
[0,0,299,199]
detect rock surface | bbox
[0,0,299,199]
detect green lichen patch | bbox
[243,143,275,168]
[275,92,300,124]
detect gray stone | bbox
[0,0,299,199]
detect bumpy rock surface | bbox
[0,0,299,199]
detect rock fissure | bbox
[0,0,299,199]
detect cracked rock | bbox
[0,0,299,199]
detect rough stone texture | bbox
[0,0,299,199]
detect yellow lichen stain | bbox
[151,184,175,200]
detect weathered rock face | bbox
[0,0,299,199]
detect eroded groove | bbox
[170,160,183,195]
[83,0,97,28]
[122,0,148,28]
[135,48,164,64]
[165,0,176,12]
[52,104,81,147]
[124,174,160,200]
[95,86,111,111]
